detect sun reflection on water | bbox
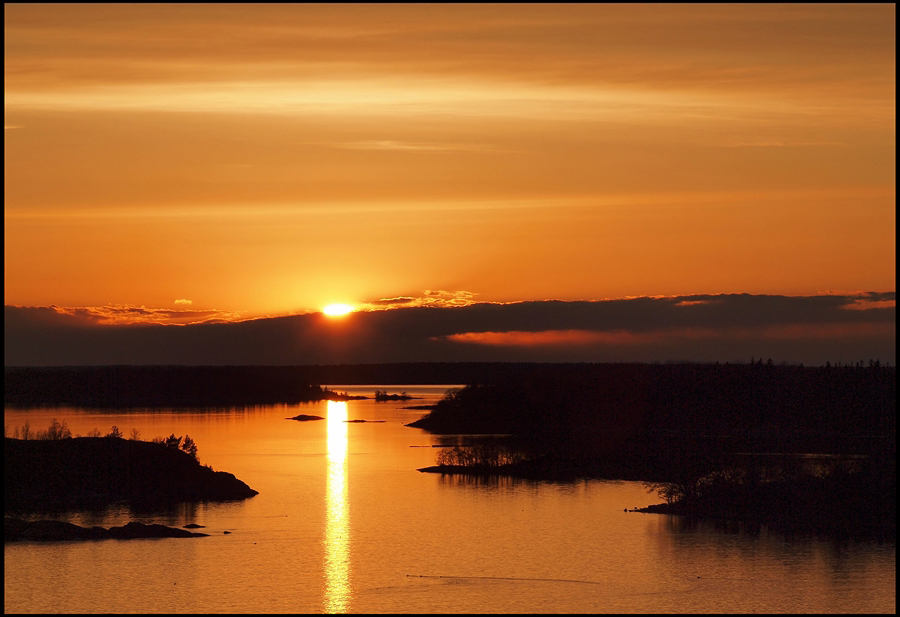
[325,400,350,613]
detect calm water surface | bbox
[4,386,895,613]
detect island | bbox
[5,435,259,512]
[286,414,325,421]
[374,389,415,401]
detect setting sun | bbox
[323,303,355,317]
[2,5,895,615]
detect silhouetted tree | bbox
[165,433,183,450]
[181,435,198,460]
[44,418,72,440]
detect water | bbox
[4,386,896,613]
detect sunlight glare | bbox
[325,400,350,612]
[323,303,355,317]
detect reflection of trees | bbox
[436,437,527,469]
[437,472,527,489]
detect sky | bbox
[4,4,895,365]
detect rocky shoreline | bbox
[5,518,210,542]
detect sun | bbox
[323,303,355,317]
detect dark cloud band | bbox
[4,292,894,366]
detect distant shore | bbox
[3,363,526,408]
[3,365,371,408]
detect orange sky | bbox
[4,4,895,320]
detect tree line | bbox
[5,418,200,461]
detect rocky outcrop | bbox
[5,518,210,542]
[286,414,324,421]
[4,437,258,511]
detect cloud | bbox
[445,330,641,346]
[840,294,895,311]
[363,290,478,310]
[174,298,193,305]
[328,140,490,152]
[368,296,417,307]
[446,323,893,347]
[4,293,894,366]
[26,304,244,326]
[720,139,848,148]
[421,290,478,307]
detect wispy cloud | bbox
[8,77,871,130]
[720,138,848,148]
[446,323,893,347]
[422,290,478,307]
[367,296,418,307]
[327,140,497,152]
[841,294,896,311]
[365,290,478,310]
[45,304,243,326]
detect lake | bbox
[4,385,896,613]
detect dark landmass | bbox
[5,518,210,542]
[632,474,892,539]
[3,365,370,408]
[417,448,657,482]
[331,393,369,401]
[417,456,645,481]
[404,404,437,410]
[2,363,599,408]
[287,414,325,421]
[406,362,894,456]
[2,363,555,408]
[345,419,386,423]
[5,436,258,512]
[374,390,416,401]
[407,362,895,539]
